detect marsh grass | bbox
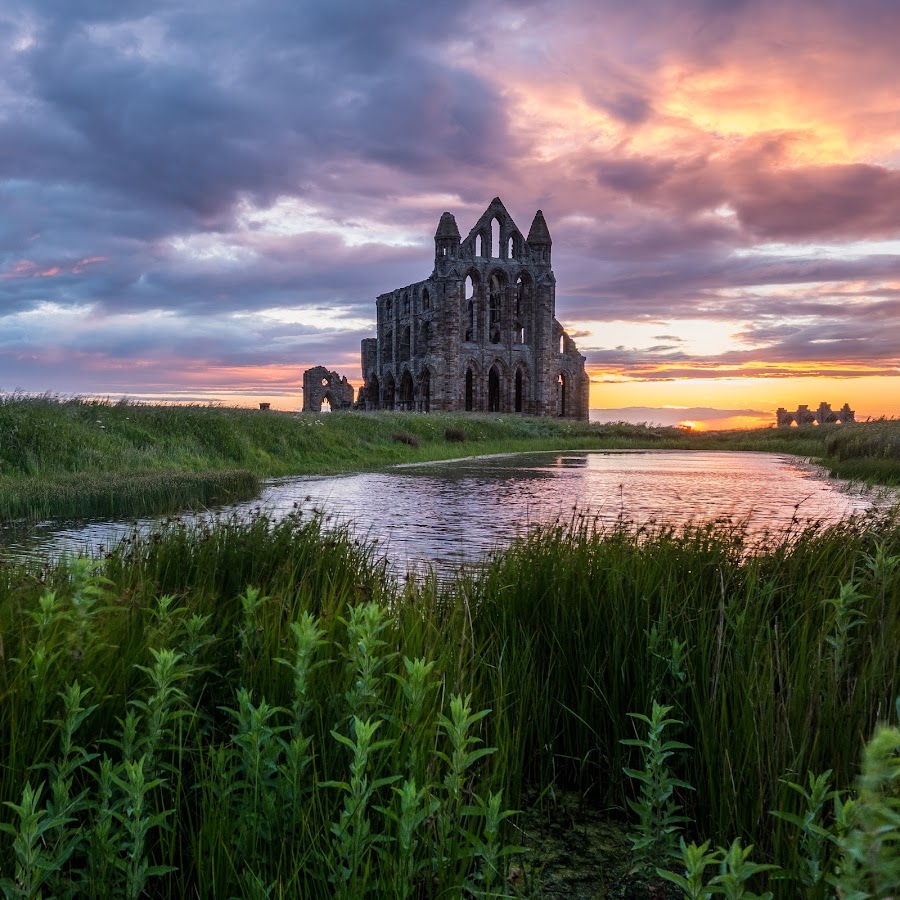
[2,395,900,521]
[0,395,707,523]
[0,512,521,897]
[1,506,899,896]
[0,469,258,522]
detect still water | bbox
[0,451,889,574]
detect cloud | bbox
[1,0,900,409]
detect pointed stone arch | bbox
[488,364,501,412]
[487,269,507,345]
[462,358,481,412]
[514,363,530,413]
[486,357,510,413]
[399,369,414,411]
[462,269,481,342]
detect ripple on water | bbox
[0,450,892,575]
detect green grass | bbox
[2,395,899,521]
[1,509,898,896]
[0,395,683,521]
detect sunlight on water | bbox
[1,451,892,575]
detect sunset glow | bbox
[1,1,899,426]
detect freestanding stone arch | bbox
[302,366,354,412]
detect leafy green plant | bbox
[111,756,175,900]
[324,716,399,897]
[0,783,79,900]
[832,703,900,899]
[707,838,777,899]
[770,769,840,890]
[657,838,720,899]
[621,701,694,870]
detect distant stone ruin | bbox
[776,402,855,427]
[302,366,354,412]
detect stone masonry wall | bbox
[359,198,589,419]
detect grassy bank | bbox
[0,396,678,521]
[0,512,898,897]
[2,395,899,521]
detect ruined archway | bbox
[399,369,414,411]
[302,366,354,413]
[488,365,501,412]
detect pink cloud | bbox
[72,256,107,274]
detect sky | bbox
[2,0,900,429]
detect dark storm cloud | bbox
[0,0,509,338]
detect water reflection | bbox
[0,450,890,574]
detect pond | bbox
[0,450,890,574]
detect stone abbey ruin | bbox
[776,402,855,427]
[301,366,354,413]
[355,197,589,419]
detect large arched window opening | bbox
[399,370,414,411]
[489,274,501,344]
[400,326,411,363]
[488,365,501,412]
[515,369,524,413]
[475,234,483,257]
[491,218,500,258]
[465,368,474,411]
[515,275,530,344]
[557,372,567,417]
[464,275,476,342]
[507,236,514,259]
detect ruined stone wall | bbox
[775,402,855,427]
[360,198,589,419]
[302,366,354,412]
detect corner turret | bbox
[435,211,460,262]
[527,209,551,265]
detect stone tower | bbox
[359,198,589,419]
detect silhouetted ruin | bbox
[776,402,855,427]
[358,198,589,419]
[302,366,354,412]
